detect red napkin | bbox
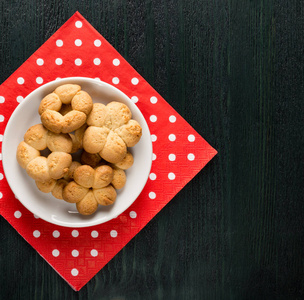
[0,12,217,291]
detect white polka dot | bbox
[75,21,82,28]
[55,58,63,65]
[152,153,156,161]
[16,96,24,103]
[74,39,82,46]
[169,115,176,123]
[33,214,39,219]
[0,192,2,199]
[150,115,157,122]
[129,211,137,218]
[17,77,24,84]
[131,96,138,103]
[0,173,3,180]
[149,173,156,180]
[149,192,156,199]
[0,96,4,103]
[52,249,59,257]
[36,77,43,84]
[94,77,101,81]
[53,230,60,238]
[94,39,102,47]
[168,172,176,180]
[72,230,79,237]
[94,58,101,65]
[56,77,61,80]
[188,134,195,142]
[168,154,176,161]
[151,134,157,142]
[91,249,98,257]
[72,250,79,257]
[14,211,21,218]
[75,58,82,66]
[0,134,3,142]
[113,58,120,66]
[36,58,44,66]
[168,134,176,141]
[0,115,4,122]
[56,39,63,47]
[0,153,2,160]
[91,230,99,238]
[150,96,157,104]
[33,230,40,238]
[110,230,117,238]
[131,77,139,85]
[112,77,119,85]
[187,153,195,161]
[71,268,79,276]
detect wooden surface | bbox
[0,1,303,299]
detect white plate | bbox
[2,77,152,227]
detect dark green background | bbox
[0,1,303,299]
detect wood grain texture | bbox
[0,0,303,299]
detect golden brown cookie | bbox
[26,156,51,182]
[63,161,82,181]
[111,167,126,189]
[54,84,81,104]
[99,131,127,163]
[93,185,117,206]
[35,179,57,193]
[112,151,134,170]
[24,124,48,150]
[38,93,62,115]
[47,152,72,179]
[46,131,73,153]
[86,103,110,127]
[62,181,89,203]
[16,141,40,169]
[76,191,98,215]
[71,91,93,115]
[51,179,69,199]
[83,126,109,154]
[114,120,142,147]
[40,85,93,133]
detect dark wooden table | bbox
[1,1,303,299]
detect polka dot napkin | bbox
[0,12,217,291]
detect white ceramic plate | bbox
[2,77,152,227]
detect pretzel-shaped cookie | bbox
[82,102,142,163]
[39,84,93,133]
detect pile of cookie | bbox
[16,84,142,215]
